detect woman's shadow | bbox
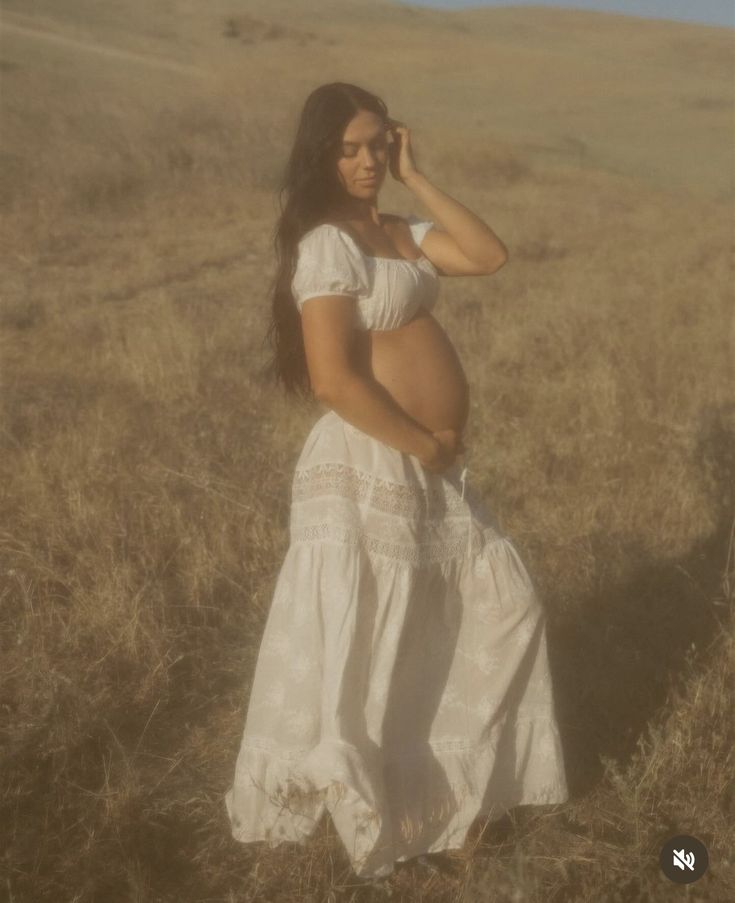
[547,401,735,798]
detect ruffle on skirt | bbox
[225,410,569,879]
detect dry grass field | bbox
[1,1,734,900]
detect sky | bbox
[401,0,735,28]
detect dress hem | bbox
[225,715,569,879]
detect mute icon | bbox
[660,835,708,884]
[672,848,695,871]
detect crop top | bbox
[291,215,440,331]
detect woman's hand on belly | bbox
[418,428,465,474]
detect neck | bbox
[328,196,381,225]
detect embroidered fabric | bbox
[290,476,498,567]
[293,461,469,516]
[225,409,569,878]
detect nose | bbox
[359,147,380,169]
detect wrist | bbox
[404,170,426,191]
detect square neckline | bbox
[320,220,431,266]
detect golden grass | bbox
[1,2,733,900]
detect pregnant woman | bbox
[225,82,568,881]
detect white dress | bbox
[225,216,569,879]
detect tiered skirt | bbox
[225,409,568,879]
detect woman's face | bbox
[335,109,390,199]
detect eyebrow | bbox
[342,132,387,147]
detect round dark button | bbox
[659,834,709,884]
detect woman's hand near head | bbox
[386,118,421,185]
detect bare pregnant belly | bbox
[354,309,470,436]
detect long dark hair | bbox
[260,82,389,400]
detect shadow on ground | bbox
[548,401,735,797]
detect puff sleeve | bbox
[406,214,435,249]
[291,225,365,313]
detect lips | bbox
[359,178,378,184]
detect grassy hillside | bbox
[1,1,733,900]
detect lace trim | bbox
[292,462,472,517]
[241,734,489,760]
[289,463,502,564]
[289,521,502,565]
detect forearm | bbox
[404,171,508,268]
[317,374,438,462]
